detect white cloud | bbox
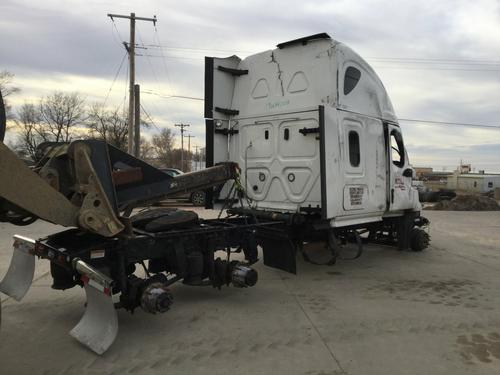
[1,0,499,169]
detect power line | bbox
[152,25,174,95]
[367,56,500,65]
[373,65,500,72]
[138,43,500,66]
[139,90,500,130]
[140,87,499,130]
[142,90,204,101]
[142,44,255,54]
[102,51,128,107]
[398,118,500,129]
[137,49,500,71]
[140,103,160,131]
[121,59,129,116]
[136,26,164,96]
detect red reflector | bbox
[81,275,90,284]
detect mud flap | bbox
[0,235,35,301]
[70,283,118,354]
[69,259,118,354]
[258,228,297,274]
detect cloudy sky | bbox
[1,0,499,171]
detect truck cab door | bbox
[386,123,415,211]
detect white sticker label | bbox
[90,249,106,259]
[349,187,364,206]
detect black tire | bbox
[131,208,178,228]
[132,208,199,231]
[190,191,206,206]
[410,228,430,252]
[145,210,199,232]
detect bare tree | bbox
[139,137,155,160]
[87,103,128,150]
[151,128,175,166]
[0,70,20,122]
[14,103,45,159]
[39,91,86,142]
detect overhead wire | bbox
[121,59,129,117]
[140,103,160,131]
[135,42,500,72]
[373,66,500,72]
[398,118,500,129]
[142,44,255,54]
[115,37,500,132]
[153,25,174,95]
[136,26,164,95]
[142,90,204,101]
[367,56,500,65]
[102,51,128,107]
[110,18,126,47]
[138,42,500,64]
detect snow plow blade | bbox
[69,259,118,354]
[0,235,35,301]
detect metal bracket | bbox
[71,143,125,237]
[299,127,320,136]
[215,107,239,116]
[215,128,239,136]
[217,65,249,76]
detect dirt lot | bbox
[1,209,500,375]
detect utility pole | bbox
[107,12,156,154]
[194,145,200,171]
[174,123,190,171]
[186,134,195,171]
[134,84,140,157]
[186,135,195,154]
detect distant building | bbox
[414,167,433,180]
[447,171,500,193]
[419,170,454,191]
[459,164,472,174]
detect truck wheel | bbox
[190,191,205,206]
[410,228,429,252]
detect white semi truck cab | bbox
[205,33,429,269]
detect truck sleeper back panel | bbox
[205,33,421,226]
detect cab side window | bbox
[348,131,360,167]
[344,66,361,95]
[390,130,405,168]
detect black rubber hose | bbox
[0,89,6,142]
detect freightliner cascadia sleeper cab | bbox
[205,33,429,270]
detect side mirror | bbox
[403,168,413,178]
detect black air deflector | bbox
[277,33,331,49]
[215,107,239,116]
[204,57,214,118]
[217,65,248,76]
